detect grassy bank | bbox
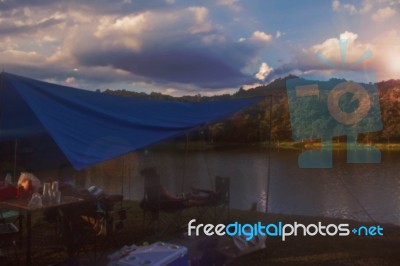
[16,200,400,265]
[152,140,400,152]
[275,141,400,151]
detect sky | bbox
[0,0,399,96]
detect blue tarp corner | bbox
[0,72,263,170]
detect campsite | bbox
[1,72,400,265]
[1,1,400,265]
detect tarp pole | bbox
[0,72,5,177]
[265,96,273,213]
[13,139,18,178]
[0,71,3,141]
[180,133,189,193]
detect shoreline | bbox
[146,140,400,151]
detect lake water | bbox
[85,148,400,226]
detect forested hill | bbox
[103,77,400,143]
[103,75,296,101]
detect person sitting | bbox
[140,167,219,210]
[17,172,41,198]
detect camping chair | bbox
[195,176,230,224]
[140,169,188,235]
[91,194,128,259]
[59,192,127,264]
[0,208,20,265]
[72,194,127,263]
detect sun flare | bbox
[387,53,400,78]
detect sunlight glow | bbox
[387,53,400,76]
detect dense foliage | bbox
[104,77,400,144]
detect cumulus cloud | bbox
[0,0,272,92]
[71,7,262,89]
[250,31,273,43]
[310,31,373,67]
[64,76,77,85]
[332,0,340,11]
[343,4,357,14]
[0,2,267,91]
[2,0,397,96]
[372,7,396,22]
[268,31,375,82]
[0,0,174,16]
[216,0,241,12]
[332,0,373,14]
[268,28,400,82]
[275,30,284,39]
[187,7,213,33]
[93,7,212,50]
[241,83,264,91]
[360,2,373,13]
[0,2,247,94]
[255,62,273,81]
[0,13,64,36]
[0,49,44,63]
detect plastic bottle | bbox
[5,173,12,184]
[42,182,52,205]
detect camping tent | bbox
[0,72,262,170]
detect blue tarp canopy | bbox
[0,72,262,170]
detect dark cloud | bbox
[0,1,264,92]
[75,33,259,89]
[0,17,64,36]
[0,0,174,15]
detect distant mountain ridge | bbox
[103,75,300,101]
[103,76,400,143]
[104,75,400,101]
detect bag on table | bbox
[0,181,17,201]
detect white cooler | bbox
[116,242,188,266]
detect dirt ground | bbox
[4,201,400,266]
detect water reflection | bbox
[82,148,400,225]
